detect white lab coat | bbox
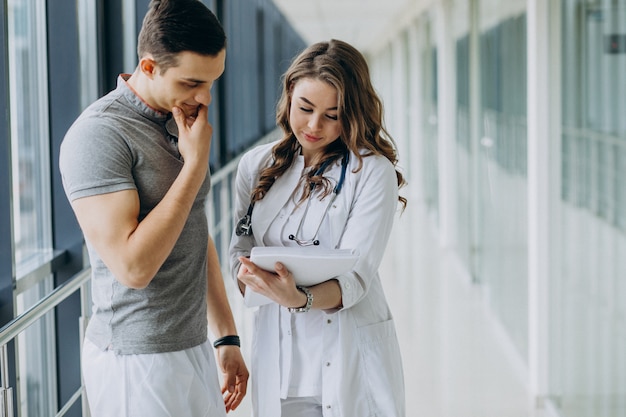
[229,141,406,417]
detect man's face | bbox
[148,49,226,118]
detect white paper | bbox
[243,246,359,307]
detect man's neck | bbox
[125,69,144,97]
[124,70,163,114]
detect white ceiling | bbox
[271,0,427,54]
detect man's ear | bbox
[139,56,157,78]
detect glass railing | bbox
[207,130,279,281]
[0,268,91,417]
[0,129,279,417]
[550,126,626,417]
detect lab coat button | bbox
[326,405,331,409]
[327,319,332,324]
[325,362,331,367]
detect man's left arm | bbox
[206,235,249,412]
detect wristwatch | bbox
[288,286,313,313]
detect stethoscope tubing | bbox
[235,151,349,239]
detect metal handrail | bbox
[0,268,91,416]
[562,125,625,148]
[0,268,91,345]
[0,129,280,417]
[0,126,278,346]
[211,128,280,184]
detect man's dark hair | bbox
[137,0,226,72]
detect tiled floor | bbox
[227,197,541,416]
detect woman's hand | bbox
[238,257,307,308]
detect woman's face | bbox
[289,78,342,165]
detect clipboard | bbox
[243,246,358,307]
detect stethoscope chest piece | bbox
[235,214,253,236]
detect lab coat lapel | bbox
[252,159,304,245]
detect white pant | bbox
[82,338,226,417]
[280,396,323,417]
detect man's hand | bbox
[171,105,212,169]
[216,345,249,412]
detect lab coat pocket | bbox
[357,319,405,417]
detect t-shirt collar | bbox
[116,74,170,124]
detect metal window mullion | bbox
[122,0,137,74]
[219,175,231,262]
[528,0,561,409]
[35,0,53,255]
[1,344,14,417]
[469,0,481,281]
[78,0,100,109]
[79,252,91,417]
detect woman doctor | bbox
[229,39,406,417]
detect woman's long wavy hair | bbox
[250,39,406,208]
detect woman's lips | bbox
[304,133,321,142]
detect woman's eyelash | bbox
[299,106,337,120]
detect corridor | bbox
[229,195,542,417]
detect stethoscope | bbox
[235,151,350,247]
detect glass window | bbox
[475,0,528,360]
[8,1,53,274]
[7,0,56,414]
[551,1,626,416]
[453,0,472,269]
[420,13,439,223]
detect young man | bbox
[59,1,248,415]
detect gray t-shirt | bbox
[59,75,210,355]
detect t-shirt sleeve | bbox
[59,116,137,202]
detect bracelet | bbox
[288,286,313,313]
[213,335,241,348]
